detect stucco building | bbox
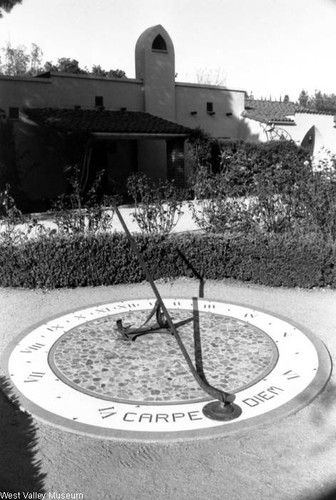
[0,25,248,210]
[0,25,335,210]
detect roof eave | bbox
[92,132,190,139]
[269,120,296,126]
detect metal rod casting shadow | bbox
[177,248,204,298]
[113,204,235,405]
[192,296,207,381]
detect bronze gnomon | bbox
[113,204,242,421]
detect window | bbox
[95,96,104,107]
[152,34,167,51]
[207,102,215,114]
[9,107,19,119]
[207,102,213,112]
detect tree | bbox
[44,57,88,74]
[0,0,22,17]
[313,90,336,112]
[298,90,310,107]
[0,42,43,75]
[0,42,127,78]
[297,89,336,112]
[45,59,126,78]
[195,67,227,86]
[30,43,44,74]
[91,65,107,77]
[91,65,126,78]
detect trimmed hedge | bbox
[0,231,335,289]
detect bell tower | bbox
[135,25,176,121]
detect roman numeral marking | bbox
[74,314,85,320]
[127,303,139,310]
[98,406,116,419]
[24,371,46,382]
[20,342,45,353]
[96,307,111,313]
[283,370,300,380]
[47,324,64,331]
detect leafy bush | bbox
[0,183,23,221]
[218,140,311,196]
[189,164,304,235]
[188,139,336,237]
[188,137,311,193]
[0,183,32,245]
[0,231,334,289]
[299,154,336,241]
[51,165,116,234]
[127,172,183,235]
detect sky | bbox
[0,0,335,101]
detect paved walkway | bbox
[0,278,335,499]
[6,202,200,238]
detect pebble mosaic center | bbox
[49,310,278,403]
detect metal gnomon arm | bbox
[116,299,194,341]
[113,204,242,421]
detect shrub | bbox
[51,165,115,234]
[127,172,183,235]
[188,137,311,195]
[0,184,23,222]
[189,140,317,235]
[299,154,336,242]
[218,140,311,195]
[0,231,334,289]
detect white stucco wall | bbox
[0,73,144,113]
[291,113,336,154]
[239,118,267,142]
[175,82,245,139]
[135,25,176,122]
[0,76,53,109]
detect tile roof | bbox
[294,107,336,116]
[243,99,297,124]
[243,99,336,124]
[25,108,192,135]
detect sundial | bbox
[1,208,332,441]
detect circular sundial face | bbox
[2,298,331,441]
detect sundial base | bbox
[202,401,243,421]
[1,297,332,442]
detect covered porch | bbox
[22,108,192,204]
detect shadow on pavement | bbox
[312,486,336,500]
[309,379,336,455]
[0,375,46,493]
